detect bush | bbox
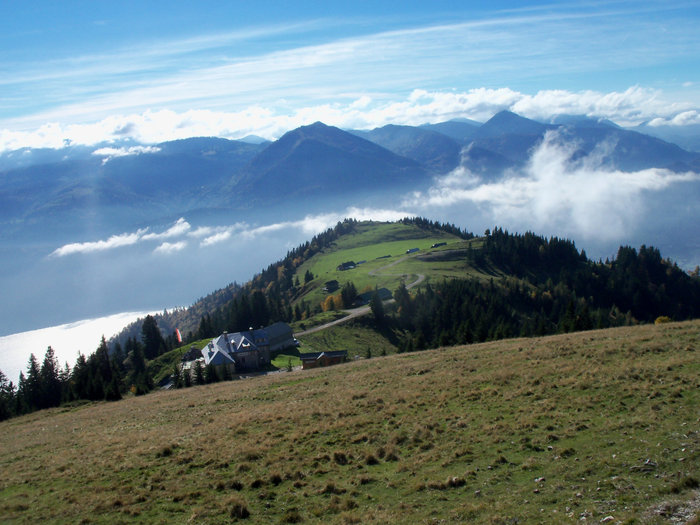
[281,508,303,523]
[228,496,250,520]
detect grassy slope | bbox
[148,339,211,385]
[292,221,478,311]
[297,318,399,358]
[1,320,698,524]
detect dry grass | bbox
[0,320,698,523]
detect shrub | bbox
[655,316,672,324]
[227,496,250,520]
[365,453,379,466]
[333,451,349,465]
[321,482,346,495]
[281,508,303,523]
[270,472,283,486]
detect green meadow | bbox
[294,221,483,312]
[1,320,698,524]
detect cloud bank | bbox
[2,87,698,153]
[48,208,411,259]
[0,311,155,384]
[49,219,192,257]
[92,145,161,164]
[406,131,699,241]
[3,2,698,135]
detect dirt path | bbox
[295,254,424,337]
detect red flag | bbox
[175,328,182,343]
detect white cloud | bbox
[50,218,190,257]
[50,229,147,257]
[2,86,698,153]
[0,0,697,151]
[405,131,700,241]
[196,208,412,247]
[142,218,190,241]
[154,241,187,254]
[92,145,161,164]
[0,311,156,384]
[647,110,700,127]
[201,230,233,246]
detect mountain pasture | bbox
[294,221,474,311]
[1,320,698,524]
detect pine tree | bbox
[172,364,183,388]
[341,281,358,308]
[71,353,89,400]
[369,291,385,323]
[23,354,41,412]
[59,362,72,403]
[94,336,113,385]
[127,341,151,395]
[39,346,61,409]
[104,373,122,401]
[204,363,219,384]
[141,315,166,360]
[0,369,15,421]
[15,372,28,414]
[193,360,205,385]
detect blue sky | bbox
[1,1,700,149]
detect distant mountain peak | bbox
[476,111,552,139]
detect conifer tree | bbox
[0,369,15,421]
[369,291,385,323]
[39,346,61,409]
[15,371,28,414]
[141,315,166,360]
[23,354,41,412]
[193,360,205,385]
[71,353,89,400]
[172,364,183,389]
[204,363,219,384]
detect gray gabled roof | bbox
[264,321,292,340]
[230,332,259,352]
[207,349,236,366]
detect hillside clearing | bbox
[1,321,698,524]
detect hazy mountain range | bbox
[2,110,699,243]
[1,110,699,337]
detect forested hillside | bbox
[2,219,699,421]
[394,228,700,351]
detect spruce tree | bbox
[141,315,166,360]
[39,346,61,409]
[369,291,385,323]
[204,363,219,384]
[0,369,15,421]
[24,354,41,412]
[193,360,205,385]
[172,364,183,388]
[71,353,89,400]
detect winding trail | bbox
[295,254,424,336]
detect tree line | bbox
[0,314,170,421]
[390,228,700,351]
